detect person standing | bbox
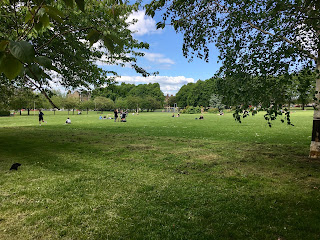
[114,109,118,122]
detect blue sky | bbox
[99,9,222,96]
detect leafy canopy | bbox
[0,0,151,108]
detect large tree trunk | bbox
[309,56,320,158]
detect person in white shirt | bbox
[65,117,71,124]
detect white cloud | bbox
[115,75,195,95]
[143,52,175,65]
[126,10,162,36]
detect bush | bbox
[208,108,219,113]
[182,106,202,114]
[0,110,10,116]
[179,108,186,114]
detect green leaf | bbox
[0,40,9,51]
[34,14,50,31]
[40,14,50,29]
[103,36,115,54]
[9,41,35,64]
[35,56,52,69]
[42,72,52,80]
[75,0,84,11]
[64,0,74,8]
[26,64,43,80]
[25,11,33,23]
[0,52,5,70]
[87,30,101,46]
[34,56,60,73]
[0,54,23,80]
[45,6,64,23]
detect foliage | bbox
[8,88,35,111]
[167,95,176,107]
[79,100,95,111]
[126,96,141,111]
[180,106,202,114]
[146,0,319,126]
[140,96,162,111]
[115,97,128,109]
[207,108,219,114]
[64,97,79,111]
[0,110,10,116]
[176,78,217,108]
[94,96,114,111]
[294,69,316,109]
[209,94,225,110]
[93,82,165,109]
[0,0,151,108]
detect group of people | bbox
[114,109,127,122]
[171,113,180,117]
[38,109,129,126]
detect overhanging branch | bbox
[212,0,318,62]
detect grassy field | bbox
[0,110,319,240]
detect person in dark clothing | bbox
[114,109,118,122]
[39,110,46,126]
[121,111,127,122]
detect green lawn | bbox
[0,110,319,240]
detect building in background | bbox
[67,90,91,102]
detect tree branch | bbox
[212,0,318,62]
[19,1,45,41]
[25,68,59,109]
[36,26,94,51]
[246,20,317,62]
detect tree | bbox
[94,96,114,113]
[0,0,151,108]
[176,83,195,108]
[126,96,141,112]
[80,100,95,114]
[64,97,79,115]
[146,0,320,158]
[209,94,225,111]
[9,88,35,115]
[140,96,161,111]
[295,70,316,110]
[115,97,128,110]
[167,96,177,107]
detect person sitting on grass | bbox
[65,117,71,124]
[199,115,204,120]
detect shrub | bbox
[208,108,219,113]
[183,106,201,114]
[0,110,10,116]
[179,108,186,114]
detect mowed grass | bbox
[0,110,319,240]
